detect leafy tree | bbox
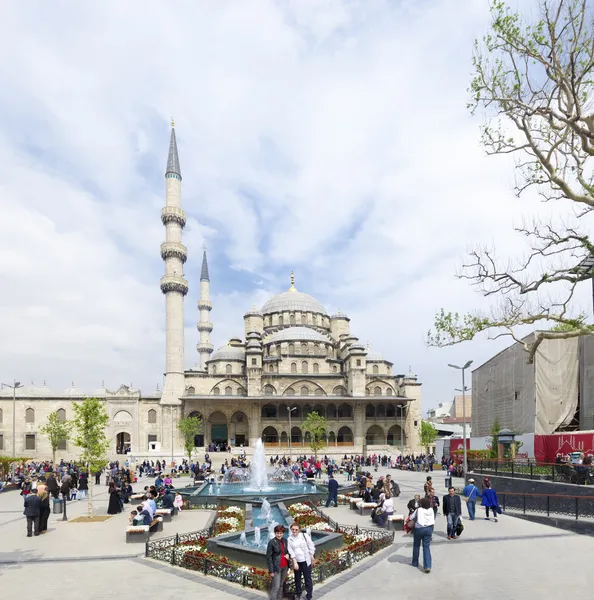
[0,457,30,482]
[419,420,438,453]
[40,411,72,465]
[489,418,501,459]
[178,415,203,464]
[302,411,327,459]
[70,397,110,517]
[428,0,594,361]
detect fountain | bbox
[239,532,247,546]
[260,498,272,522]
[253,526,261,546]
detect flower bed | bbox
[147,500,393,593]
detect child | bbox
[174,492,183,512]
[129,510,138,525]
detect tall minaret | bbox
[159,119,188,406]
[196,247,214,369]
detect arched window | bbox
[312,315,317,325]
[25,408,35,423]
[187,386,195,395]
[338,403,352,418]
[226,364,232,374]
[225,386,233,395]
[147,409,157,424]
[213,387,220,396]
[279,315,284,326]
[261,405,277,418]
[366,388,370,396]
[365,404,375,418]
[300,386,309,396]
[56,408,66,422]
[386,404,396,418]
[264,384,276,396]
[333,386,346,396]
[212,365,217,374]
[314,343,320,353]
[290,314,296,325]
[269,364,274,372]
[301,342,308,354]
[291,362,297,373]
[386,387,393,396]
[313,363,319,374]
[313,404,325,418]
[0,408,2,423]
[337,426,353,444]
[372,365,379,374]
[374,386,382,396]
[332,365,338,373]
[237,386,246,396]
[288,343,295,354]
[285,387,295,395]
[376,404,386,418]
[302,361,308,374]
[327,404,337,419]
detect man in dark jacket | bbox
[442,486,462,539]
[325,474,339,508]
[46,474,60,499]
[24,488,42,537]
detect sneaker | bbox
[424,568,431,574]
[494,518,498,522]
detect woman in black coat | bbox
[38,491,51,533]
[107,482,122,515]
[47,474,60,499]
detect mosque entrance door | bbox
[116,432,131,454]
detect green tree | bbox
[302,411,327,459]
[489,418,501,459]
[178,415,203,464]
[40,411,72,465]
[71,397,110,517]
[419,420,438,453]
[428,0,594,361]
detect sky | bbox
[1,0,591,411]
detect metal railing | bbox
[498,491,594,520]
[468,459,594,485]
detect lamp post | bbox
[448,360,472,482]
[1,380,23,481]
[287,406,297,461]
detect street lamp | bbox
[1,380,23,480]
[287,406,297,461]
[448,360,472,482]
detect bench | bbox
[130,494,145,505]
[125,525,150,543]
[386,514,405,531]
[357,502,378,516]
[155,508,173,522]
[350,498,360,511]
[150,516,164,533]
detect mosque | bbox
[0,124,422,460]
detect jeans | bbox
[447,513,459,537]
[467,500,476,520]
[269,567,288,600]
[26,516,39,536]
[485,506,498,519]
[78,489,88,500]
[325,492,338,507]
[294,561,313,599]
[412,525,433,570]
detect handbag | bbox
[496,505,503,515]
[405,509,417,532]
[455,517,464,537]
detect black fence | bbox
[498,492,594,520]
[468,460,594,485]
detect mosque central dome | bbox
[261,272,327,315]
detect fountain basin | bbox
[207,502,343,569]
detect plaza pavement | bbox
[0,459,591,599]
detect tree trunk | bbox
[87,463,93,518]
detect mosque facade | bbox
[0,125,422,460]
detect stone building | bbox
[0,124,422,460]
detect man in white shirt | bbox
[287,524,315,600]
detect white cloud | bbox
[0,0,586,410]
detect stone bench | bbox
[155,508,173,522]
[125,525,150,543]
[150,516,164,533]
[350,498,360,511]
[357,502,378,516]
[130,494,145,505]
[386,514,405,531]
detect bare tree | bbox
[428,0,594,360]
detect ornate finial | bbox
[156,383,160,391]
[101,379,105,387]
[289,271,297,292]
[171,117,175,128]
[366,342,370,351]
[43,380,46,386]
[71,381,74,387]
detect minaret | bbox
[196,247,214,369]
[159,119,188,406]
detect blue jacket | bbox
[462,484,479,502]
[328,478,339,494]
[481,488,498,507]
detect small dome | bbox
[23,382,51,397]
[64,385,84,397]
[210,344,246,362]
[261,291,327,315]
[94,385,107,397]
[265,326,330,345]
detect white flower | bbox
[221,506,243,514]
[217,516,240,528]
